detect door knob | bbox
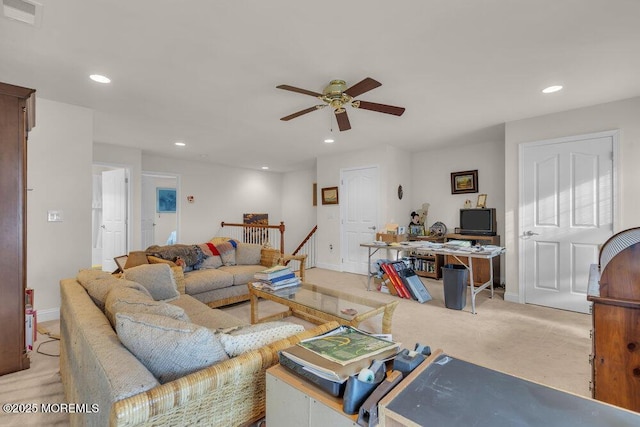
[368,226,377,230]
[524,230,539,236]
[100,225,106,229]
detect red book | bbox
[381,263,410,299]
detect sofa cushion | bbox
[123,263,180,301]
[236,243,262,265]
[77,269,148,311]
[169,295,249,330]
[219,321,305,357]
[219,264,266,286]
[170,266,186,294]
[184,269,233,294]
[105,285,189,327]
[200,255,223,269]
[115,312,229,384]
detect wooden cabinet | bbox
[587,228,640,412]
[266,365,358,427]
[0,82,35,376]
[443,234,500,286]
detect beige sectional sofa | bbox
[134,239,298,308]
[59,268,335,426]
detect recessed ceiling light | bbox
[261,166,269,170]
[324,137,335,143]
[542,85,563,94]
[174,141,186,147]
[89,74,111,84]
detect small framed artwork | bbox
[157,187,177,213]
[451,170,478,194]
[398,226,406,235]
[476,194,487,208]
[321,186,339,205]
[409,224,426,236]
[113,255,128,273]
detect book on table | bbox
[280,326,399,383]
[254,264,293,280]
[252,276,300,291]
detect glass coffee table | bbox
[248,282,398,333]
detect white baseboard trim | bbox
[504,292,521,304]
[315,262,341,271]
[37,307,60,322]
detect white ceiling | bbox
[2,0,639,172]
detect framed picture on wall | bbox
[321,186,339,205]
[450,170,478,194]
[156,187,177,213]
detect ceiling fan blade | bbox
[343,77,382,98]
[335,110,351,131]
[280,105,324,121]
[355,100,405,116]
[276,84,323,98]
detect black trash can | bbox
[441,264,468,310]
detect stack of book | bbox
[279,326,399,394]
[380,261,432,303]
[252,264,300,291]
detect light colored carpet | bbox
[0,268,592,426]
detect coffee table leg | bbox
[250,292,259,324]
[381,301,399,334]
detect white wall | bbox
[410,139,506,240]
[142,155,283,244]
[282,167,317,254]
[316,145,406,270]
[27,98,93,321]
[505,96,640,302]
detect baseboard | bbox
[315,262,341,271]
[504,292,521,304]
[36,307,60,322]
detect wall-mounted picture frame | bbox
[321,186,339,205]
[476,193,487,208]
[451,170,478,194]
[156,187,177,213]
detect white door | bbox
[341,166,379,274]
[141,175,155,249]
[102,169,127,271]
[521,132,615,313]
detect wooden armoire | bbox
[0,82,35,376]
[587,227,640,412]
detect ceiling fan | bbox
[277,77,405,131]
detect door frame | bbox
[92,162,132,262]
[517,129,620,304]
[141,171,181,246]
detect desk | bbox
[362,242,504,314]
[418,246,504,314]
[360,243,407,291]
[379,350,640,427]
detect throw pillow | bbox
[115,312,229,384]
[219,321,305,357]
[123,263,180,301]
[105,285,189,327]
[214,240,237,266]
[236,243,262,265]
[77,269,148,311]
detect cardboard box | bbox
[376,233,407,243]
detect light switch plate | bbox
[48,210,63,222]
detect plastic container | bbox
[441,264,468,310]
